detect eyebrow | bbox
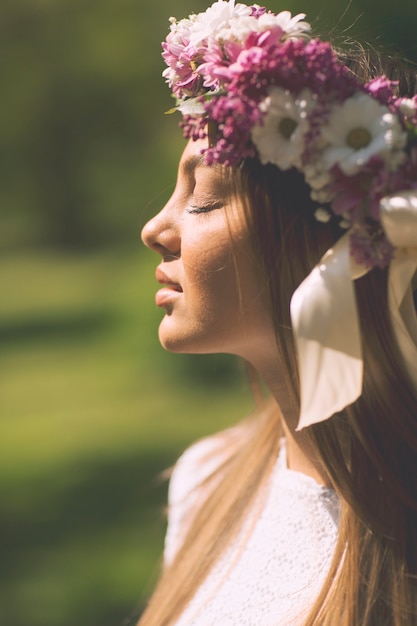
[181,153,207,177]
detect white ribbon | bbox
[380,191,417,389]
[291,190,417,431]
[290,234,366,430]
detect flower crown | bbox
[162,0,417,270]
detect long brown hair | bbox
[138,49,417,626]
[240,156,417,625]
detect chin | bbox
[158,322,224,355]
[158,322,197,354]
[159,333,206,355]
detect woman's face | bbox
[141,139,276,361]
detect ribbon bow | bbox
[381,191,417,388]
[290,190,417,431]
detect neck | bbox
[280,421,329,486]
[251,356,330,486]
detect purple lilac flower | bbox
[180,113,208,143]
[350,223,394,269]
[203,94,262,165]
[225,39,361,105]
[330,159,385,220]
[330,171,369,218]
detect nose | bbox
[141,204,181,258]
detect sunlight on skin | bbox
[142,139,329,486]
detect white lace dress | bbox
[164,436,340,626]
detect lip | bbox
[155,267,182,307]
[155,267,183,291]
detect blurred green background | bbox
[1,1,416,625]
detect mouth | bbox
[155,267,183,308]
[155,267,183,293]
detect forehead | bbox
[179,140,206,175]
[179,138,225,178]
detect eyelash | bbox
[187,203,223,214]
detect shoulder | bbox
[168,434,227,503]
[164,428,240,566]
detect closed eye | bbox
[187,202,223,214]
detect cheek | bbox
[159,230,240,353]
[183,233,237,306]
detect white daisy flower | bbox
[215,15,258,43]
[387,150,407,171]
[213,10,311,46]
[302,161,334,202]
[314,207,332,223]
[189,0,252,47]
[251,87,315,170]
[320,93,407,175]
[311,188,334,203]
[304,166,332,190]
[339,218,351,229]
[399,98,417,117]
[166,14,198,46]
[256,11,311,39]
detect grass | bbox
[0,246,253,626]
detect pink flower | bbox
[197,39,244,88]
[250,5,266,17]
[227,45,268,78]
[365,77,397,105]
[245,26,285,49]
[162,38,206,97]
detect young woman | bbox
[140,1,417,624]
